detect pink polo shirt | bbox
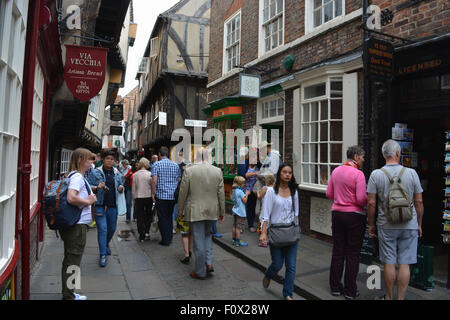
[326,165,368,214]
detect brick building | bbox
[204,0,450,270]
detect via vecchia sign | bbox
[64,44,108,102]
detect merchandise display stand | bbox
[444,131,450,288]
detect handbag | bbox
[268,222,300,248]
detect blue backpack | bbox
[42,172,91,230]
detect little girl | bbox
[231,176,251,247]
[257,174,275,247]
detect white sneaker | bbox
[74,293,87,300]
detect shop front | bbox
[387,35,450,286]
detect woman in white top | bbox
[132,157,153,242]
[63,148,97,300]
[259,163,299,300]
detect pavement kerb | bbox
[212,237,322,300]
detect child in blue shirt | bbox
[232,176,251,247]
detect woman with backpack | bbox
[63,148,97,300]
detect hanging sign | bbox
[110,104,124,121]
[65,44,108,102]
[364,37,394,82]
[110,126,123,136]
[239,73,261,99]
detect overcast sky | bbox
[118,0,180,97]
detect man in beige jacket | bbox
[177,148,225,280]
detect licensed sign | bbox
[365,38,394,82]
[65,45,108,102]
[109,126,123,136]
[110,104,123,121]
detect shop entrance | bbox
[391,72,450,286]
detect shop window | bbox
[60,148,73,175]
[213,117,242,178]
[260,0,284,55]
[0,0,28,272]
[224,11,241,74]
[300,77,343,187]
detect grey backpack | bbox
[380,167,413,224]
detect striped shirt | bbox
[151,158,181,200]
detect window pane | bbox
[263,103,269,119]
[314,0,322,9]
[277,0,283,13]
[310,143,318,162]
[303,104,310,122]
[330,79,343,97]
[270,0,276,18]
[311,165,318,184]
[302,165,310,183]
[302,124,309,142]
[278,98,284,116]
[330,99,342,119]
[320,143,328,163]
[320,100,328,120]
[311,102,319,121]
[335,0,342,16]
[265,38,271,52]
[330,121,343,141]
[303,144,310,162]
[324,2,333,22]
[330,143,342,163]
[320,122,328,141]
[270,100,277,117]
[272,32,278,49]
[314,9,322,27]
[304,83,326,99]
[320,165,329,184]
[311,123,318,141]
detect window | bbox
[144,111,148,128]
[312,0,343,28]
[89,95,100,118]
[138,57,148,74]
[60,148,73,175]
[261,0,284,53]
[224,11,241,73]
[300,77,343,187]
[150,37,159,58]
[0,0,28,271]
[260,96,284,121]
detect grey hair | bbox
[194,148,210,163]
[346,145,365,160]
[382,139,401,159]
[121,160,129,166]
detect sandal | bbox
[180,256,190,265]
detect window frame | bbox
[89,94,100,119]
[257,93,285,125]
[259,0,285,56]
[223,10,242,75]
[150,37,159,58]
[306,0,345,33]
[299,76,344,190]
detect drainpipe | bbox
[18,0,41,300]
[362,0,372,179]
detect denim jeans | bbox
[125,186,133,221]
[265,241,299,298]
[211,220,218,235]
[94,206,118,256]
[191,220,214,277]
[156,198,175,245]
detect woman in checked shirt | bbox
[259,163,299,300]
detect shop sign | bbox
[109,126,123,136]
[159,112,167,126]
[65,45,108,102]
[239,73,261,99]
[365,38,394,81]
[185,119,207,127]
[396,58,443,77]
[110,104,123,121]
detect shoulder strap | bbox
[380,168,394,184]
[397,166,407,182]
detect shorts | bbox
[233,215,247,230]
[378,228,418,265]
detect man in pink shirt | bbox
[326,145,367,300]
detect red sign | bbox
[64,45,108,102]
